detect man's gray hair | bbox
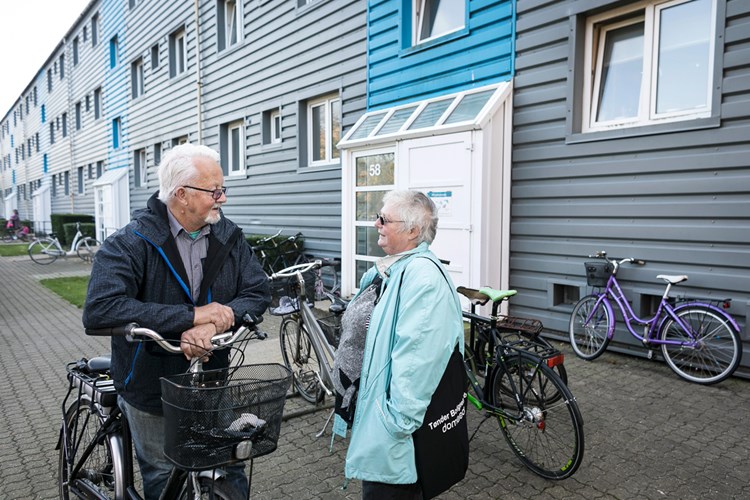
[157,143,221,203]
[382,190,438,245]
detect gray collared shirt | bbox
[167,209,209,302]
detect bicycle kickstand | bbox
[316,408,335,438]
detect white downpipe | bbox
[195,0,202,143]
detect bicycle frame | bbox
[590,274,740,347]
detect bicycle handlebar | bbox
[270,260,321,279]
[84,313,266,355]
[588,251,646,266]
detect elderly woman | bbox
[334,190,465,499]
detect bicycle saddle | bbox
[457,286,517,305]
[657,275,688,284]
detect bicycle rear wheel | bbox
[569,295,611,360]
[659,306,742,384]
[76,237,101,262]
[29,238,60,264]
[279,317,325,404]
[59,398,122,499]
[490,352,584,480]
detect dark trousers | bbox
[362,480,422,500]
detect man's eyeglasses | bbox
[376,213,404,225]
[183,185,228,201]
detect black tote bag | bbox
[412,344,469,499]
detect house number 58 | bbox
[369,164,381,176]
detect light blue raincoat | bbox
[344,242,464,484]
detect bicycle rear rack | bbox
[496,315,543,335]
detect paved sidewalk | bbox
[1,252,749,499]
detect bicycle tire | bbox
[176,475,235,500]
[569,294,611,360]
[76,237,101,262]
[29,238,60,264]
[59,398,122,499]
[489,352,584,480]
[279,317,325,404]
[659,306,742,384]
[2,231,14,242]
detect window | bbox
[220,120,245,176]
[49,122,55,144]
[64,171,70,196]
[218,0,242,51]
[35,133,40,152]
[85,95,90,112]
[413,0,466,45]
[77,166,85,194]
[131,57,145,99]
[262,108,282,145]
[47,69,53,92]
[59,55,65,79]
[110,36,119,68]
[83,26,88,43]
[134,148,147,187]
[96,160,104,178]
[61,113,68,138]
[582,0,715,132]
[94,87,102,119]
[41,104,46,123]
[88,164,93,179]
[75,102,82,130]
[129,0,141,8]
[307,94,341,166]
[73,37,79,66]
[112,117,122,149]
[154,142,162,166]
[91,14,99,47]
[52,174,57,197]
[169,28,187,77]
[172,136,188,147]
[151,44,159,70]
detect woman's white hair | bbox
[381,190,438,245]
[157,143,221,203]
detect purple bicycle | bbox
[569,251,742,385]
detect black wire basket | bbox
[317,314,341,348]
[584,261,614,287]
[160,363,292,471]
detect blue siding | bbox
[367,0,515,109]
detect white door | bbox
[31,186,51,234]
[397,132,474,288]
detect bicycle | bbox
[59,314,292,499]
[269,260,346,411]
[459,286,584,480]
[28,221,100,264]
[251,229,341,301]
[569,250,742,384]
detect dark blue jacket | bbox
[82,192,270,413]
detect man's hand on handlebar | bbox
[193,303,235,333]
[180,323,217,361]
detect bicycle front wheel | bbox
[59,399,122,499]
[490,353,584,480]
[29,238,60,264]
[569,295,611,360]
[279,317,325,404]
[659,306,742,384]
[76,237,101,262]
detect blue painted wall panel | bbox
[367,0,515,109]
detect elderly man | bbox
[83,143,269,499]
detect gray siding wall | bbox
[512,0,749,367]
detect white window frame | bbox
[221,0,242,50]
[413,0,466,46]
[135,148,147,188]
[582,0,715,132]
[270,109,281,144]
[307,94,341,167]
[170,29,187,77]
[132,58,145,99]
[226,120,245,176]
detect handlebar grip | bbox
[85,323,138,337]
[241,312,263,326]
[635,259,646,265]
